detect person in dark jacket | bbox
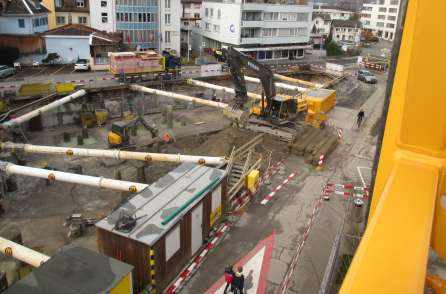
[232,266,245,294]
[224,265,234,293]
[357,109,365,128]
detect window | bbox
[362,13,371,18]
[164,31,171,43]
[386,23,395,28]
[194,13,199,18]
[388,15,396,21]
[263,28,277,37]
[205,22,210,31]
[56,16,65,24]
[165,13,170,24]
[205,8,208,17]
[263,12,278,21]
[213,24,220,32]
[78,16,87,24]
[389,8,398,13]
[210,8,213,18]
[55,0,62,8]
[378,7,387,12]
[377,21,384,27]
[364,20,370,25]
[296,13,308,21]
[379,0,385,4]
[378,14,385,20]
[165,0,170,9]
[217,9,221,19]
[76,0,84,7]
[101,0,107,6]
[297,27,307,34]
[101,12,108,23]
[363,6,372,11]
[390,0,399,5]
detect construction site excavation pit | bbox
[0,67,354,293]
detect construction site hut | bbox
[95,163,227,292]
[3,246,134,294]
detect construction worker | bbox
[357,109,365,128]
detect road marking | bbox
[50,65,67,75]
[205,232,275,294]
[261,171,298,205]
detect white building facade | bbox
[89,0,180,54]
[331,19,361,46]
[360,0,399,41]
[180,0,201,57]
[200,0,313,61]
[160,0,181,54]
[313,4,355,20]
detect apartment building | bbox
[160,0,181,53]
[180,0,200,55]
[89,0,180,54]
[331,19,361,46]
[313,4,355,20]
[53,0,91,27]
[200,0,312,61]
[360,0,399,41]
[0,0,49,53]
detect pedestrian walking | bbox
[232,266,245,294]
[224,265,234,293]
[357,109,365,128]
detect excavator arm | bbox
[223,48,276,115]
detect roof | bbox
[312,12,331,21]
[2,0,50,15]
[181,0,202,3]
[43,24,121,44]
[96,163,226,247]
[331,19,361,28]
[4,246,133,294]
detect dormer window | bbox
[76,0,84,8]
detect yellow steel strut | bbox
[340,0,446,293]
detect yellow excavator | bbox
[107,116,158,148]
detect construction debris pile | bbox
[290,126,338,166]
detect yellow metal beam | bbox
[341,0,446,292]
[340,157,438,293]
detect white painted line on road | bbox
[356,166,372,188]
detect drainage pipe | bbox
[0,237,50,267]
[2,90,86,128]
[0,142,226,166]
[0,161,148,193]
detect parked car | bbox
[74,59,90,71]
[358,69,377,84]
[0,65,16,78]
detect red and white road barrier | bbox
[337,128,344,140]
[278,196,323,294]
[323,183,369,200]
[166,223,230,294]
[260,170,298,205]
[230,159,285,212]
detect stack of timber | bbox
[290,126,338,166]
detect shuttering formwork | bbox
[96,163,227,292]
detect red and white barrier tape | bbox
[166,223,230,294]
[230,159,285,212]
[278,196,323,293]
[323,183,369,200]
[260,170,298,205]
